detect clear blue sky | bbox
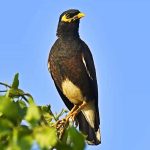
[0,0,150,150]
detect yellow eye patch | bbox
[61,14,72,23]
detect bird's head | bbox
[60,9,85,23]
[57,9,85,38]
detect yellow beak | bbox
[77,12,85,19]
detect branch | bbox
[0,82,11,88]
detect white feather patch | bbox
[96,128,101,142]
[81,101,95,128]
[47,62,51,72]
[82,55,93,80]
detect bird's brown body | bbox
[49,38,96,102]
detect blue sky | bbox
[0,0,150,150]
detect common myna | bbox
[48,9,101,145]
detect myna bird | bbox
[48,9,101,145]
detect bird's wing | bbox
[53,79,74,111]
[75,42,100,144]
[81,44,99,113]
[81,43,98,101]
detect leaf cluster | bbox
[0,74,85,150]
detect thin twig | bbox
[55,109,65,120]
[0,82,32,103]
[0,90,7,92]
[0,82,11,88]
[24,93,33,99]
[20,95,29,103]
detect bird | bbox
[48,9,101,145]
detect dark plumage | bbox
[48,9,101,145]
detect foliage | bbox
[0,73,85,150]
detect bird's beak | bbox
[77,12,85,19]
[72,12,85,21]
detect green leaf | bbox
[13,126,33,150]
[17,100,27,109]
[67,127,85,150]
[25,103,40,126]
[0,97,24,124]
[40,105,51,113]
[11,73,19,89]
[34,126,57,148]
[18,135,33,150]
[0,118,13,137]
[17,125,32,138]
[6,143,20,150]
[6,88,24,98]
[55,141,72,150]
[38,105,53,126]
[0,144,7,150]
[27,97,35,105]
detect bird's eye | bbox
[65,13,70,19]
[65,13,77,19]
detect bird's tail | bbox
[77,111,101,145]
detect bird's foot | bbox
[65,101,87,122]
[55,102,86,139]
[55,118,66,129]
[65,111,78,122]
[55,118,69,139]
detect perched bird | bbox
[48,9,101,145]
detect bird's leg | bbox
[66,101,87,122]
[68,105,79,116]
[64,105,78,121]
[55,105,78,128]
[56,102,86,130]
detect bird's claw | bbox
[55,119,66,129]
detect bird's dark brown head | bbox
[57,9,85,38]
